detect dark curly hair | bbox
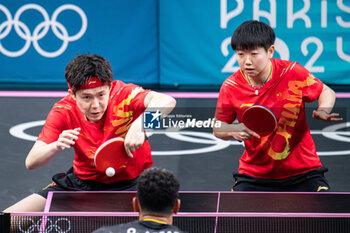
[231,20,275,51]
[65,53,113,92]
[137,167,180,215]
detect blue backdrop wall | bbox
[0,0,349,89]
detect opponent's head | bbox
[134,167,180,217]
[231,20,275,52]
[65,54,113,123]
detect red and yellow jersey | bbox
[38,81,152,183]
[215,58,324,179]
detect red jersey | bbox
[215,58,324,179]
[38,81,153,183]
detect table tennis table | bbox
[7,191,350,233]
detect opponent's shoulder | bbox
[93,221,187,233]
[93,221,145,232]
[92,221,135,233]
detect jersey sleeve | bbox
[117,83,151,114]
[37,106,67,144]
[215,81,236,124]
[129,84,151,113]
[293,63,324,103]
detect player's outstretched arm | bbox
[124,91,176,157]
[213,119,259,141]
[25,128,80,169]
[143,91,176,118]
[312,84,343,122]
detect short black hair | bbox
[65,53,113,91]
[231,20,275,51]
[137,167,180,215]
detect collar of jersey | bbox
[143,218,167,225]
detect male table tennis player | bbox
[4,54,176,212]
[93,167,187,233]
[213,20,342,192]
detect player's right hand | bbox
[233,123,260,141]
[55,128,81,151]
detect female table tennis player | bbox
[213,20,342,192]
[4,54,176,212]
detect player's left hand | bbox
[312,110,343,122]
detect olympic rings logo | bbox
[18,217,71,233]
[0,4,87,57]
[9,121,350,156]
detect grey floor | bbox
[1,96,349,211]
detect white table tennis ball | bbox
[106,167,115,177]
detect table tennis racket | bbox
[94,137,130,177]
[241,105,277,137]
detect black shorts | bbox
[232,167,330,192]
[36,167,138,198]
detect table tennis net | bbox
[4,214,350,233]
